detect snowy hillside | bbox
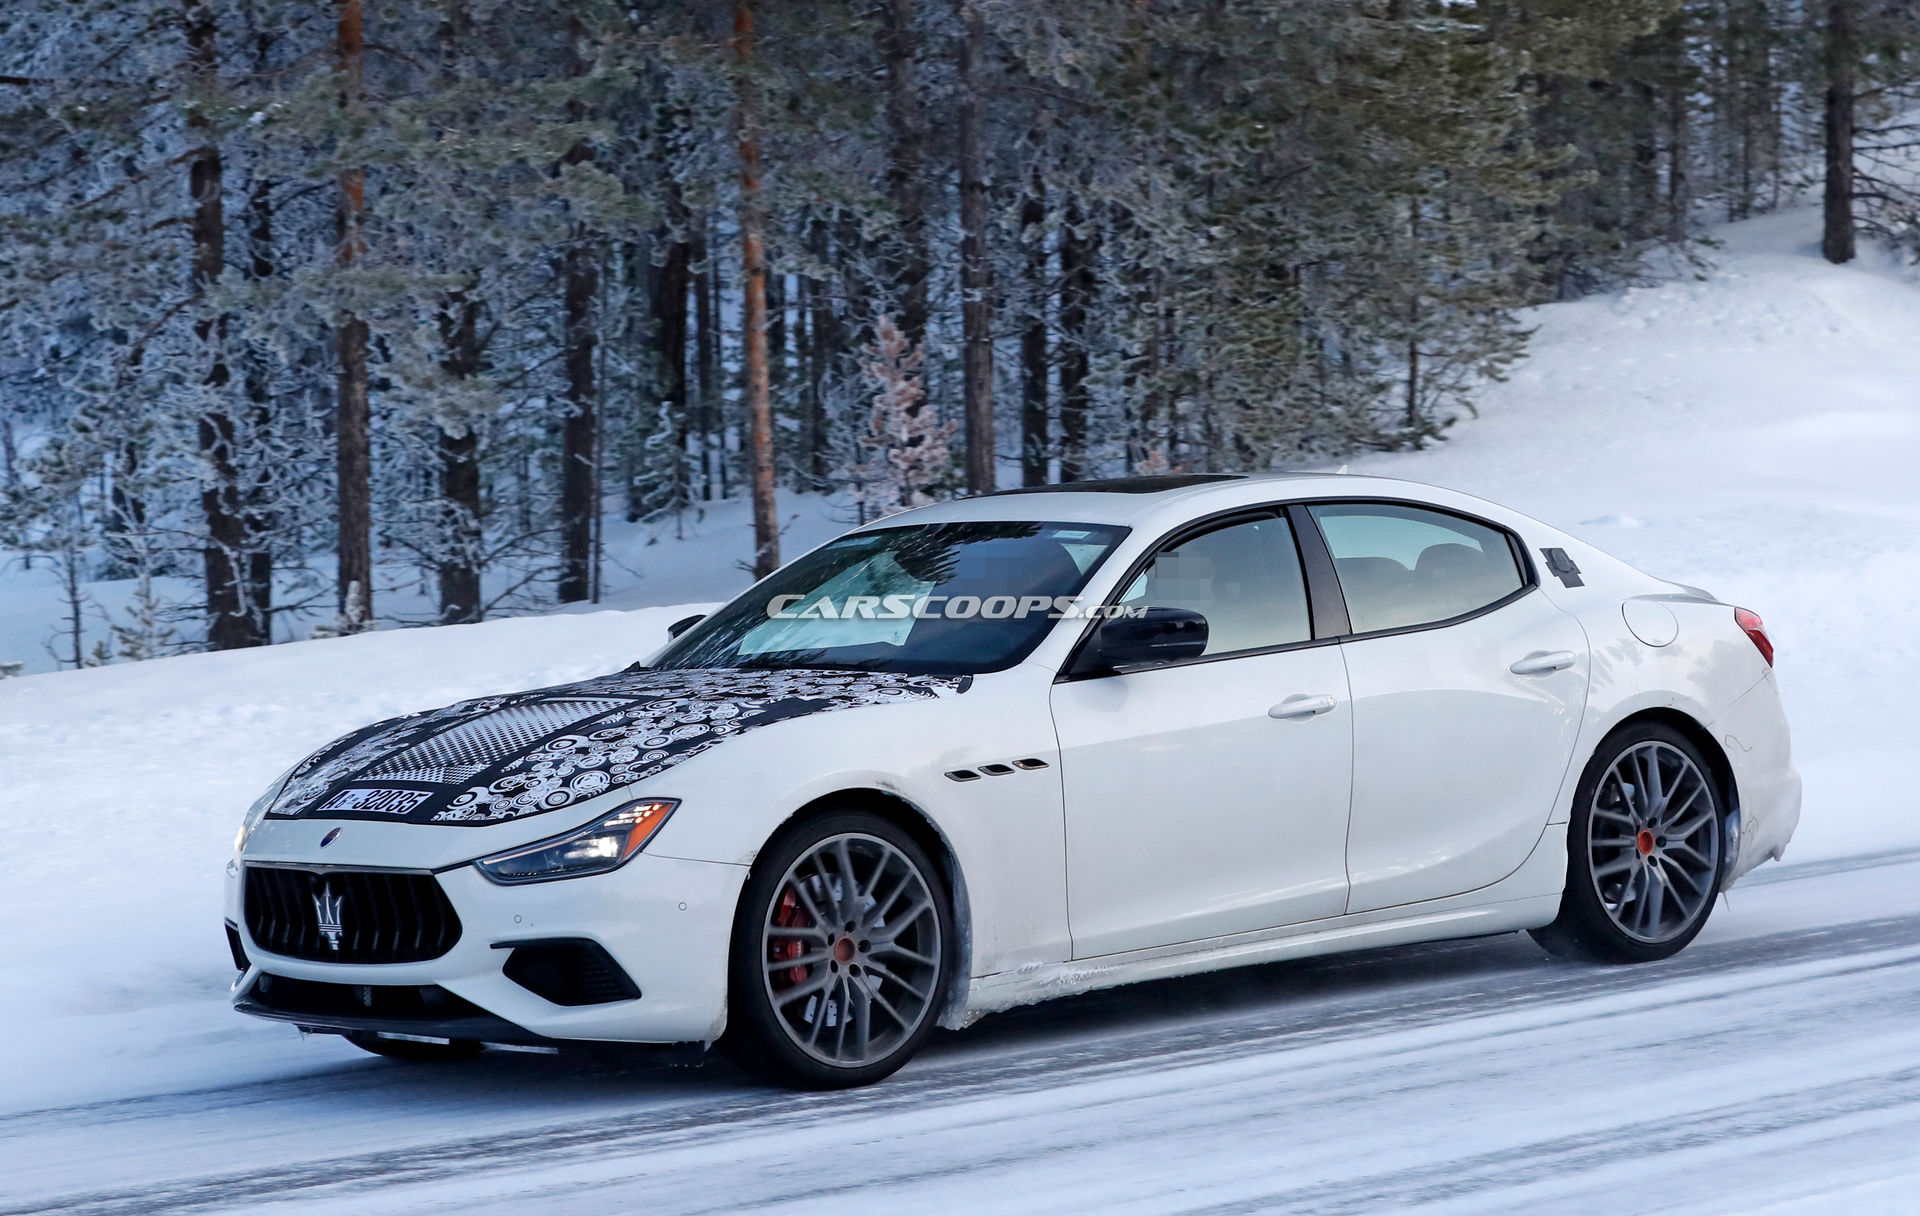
[1346,208,1920,863]
[1,202,1917,1139]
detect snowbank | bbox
[0,605,708,1111]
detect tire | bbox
[1532,721,1728,964]
[344,1031,484,1062]
[723,809,955,1089]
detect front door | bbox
[1051,512,1355,958]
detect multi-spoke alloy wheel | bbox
[1587,741,1721,943]
[1533,723,1727,964]
[726,811,951,1088]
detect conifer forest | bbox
[2,0,1916,661]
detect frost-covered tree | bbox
[849,315,953,517]
[5,0,1917,665]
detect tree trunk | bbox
[1666,73,1690,243]
[712,237,731,501]
[334,0,372,629]
[767,264,786,400]
[1822,0,1856,264]
[1019,167,1048,486]
[556,25,600,605]
[957,2,994,495]
[438,427,481,623]
[648,202,692,516]
[0,413,17,488]
[806,218,837,491]
[692,222,716,501]
[735,0,780,579]
[240,172,276,642]
[1058,196,1094,482]
[184,0,262,651]
[880,0,930,351]
[1405,205,1422,432]
[558,236,598,603]
[438,293,483,624]
[1629,77,1660,243]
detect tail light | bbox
[1734,607,1773,667]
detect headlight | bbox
[234,765,299,854]
[472,799,679,885]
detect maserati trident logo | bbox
[313,882,345,951]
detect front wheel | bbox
[1532,723,1726,964]
[724,810,954,1089]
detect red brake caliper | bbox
[772,888,812,985]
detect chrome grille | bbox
[243,865,461,964]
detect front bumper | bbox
[226,851,748,1046]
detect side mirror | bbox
[666,614,706,639]
[1081,607,1209,672]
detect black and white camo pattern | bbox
[267,667,967,826]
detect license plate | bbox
[318,787,433,815]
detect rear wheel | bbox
[344,1031,484,1062]
[1532,722,1726,963]
[724,810,953,1089]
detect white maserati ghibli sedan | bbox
[226,473,1799,1087]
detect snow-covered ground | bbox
[8,849,1920,1214]
[2,204,1918,1212]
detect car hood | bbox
[264,666,971,827]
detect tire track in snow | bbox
[8,888,1920,1216]
[4,841,1907,1136]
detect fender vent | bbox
[947,758,1049,781]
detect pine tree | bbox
[7,0,1917,667]
[955,0,994,494]
[850,315,953,516]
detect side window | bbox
[1118,515,1312,656]
[1309,503,1524,634]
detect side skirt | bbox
[962,822,1566,1019]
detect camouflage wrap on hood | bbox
[265,667,969,826]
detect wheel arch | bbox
[734,787,975,1031]
[1598,707,1740,822]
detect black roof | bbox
[984,474,1245,497]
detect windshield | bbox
[652,521,1129,675]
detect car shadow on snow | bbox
[238,930,1577,1108]
[917,929,1561,1064]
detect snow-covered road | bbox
[7,847,1920,1216]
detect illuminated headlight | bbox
[472,799,679,885]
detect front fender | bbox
[642,666,1071,981]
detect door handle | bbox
[1269,694,1338,720]
[1510,650,1577,675]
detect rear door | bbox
[1303,502,1590,914]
